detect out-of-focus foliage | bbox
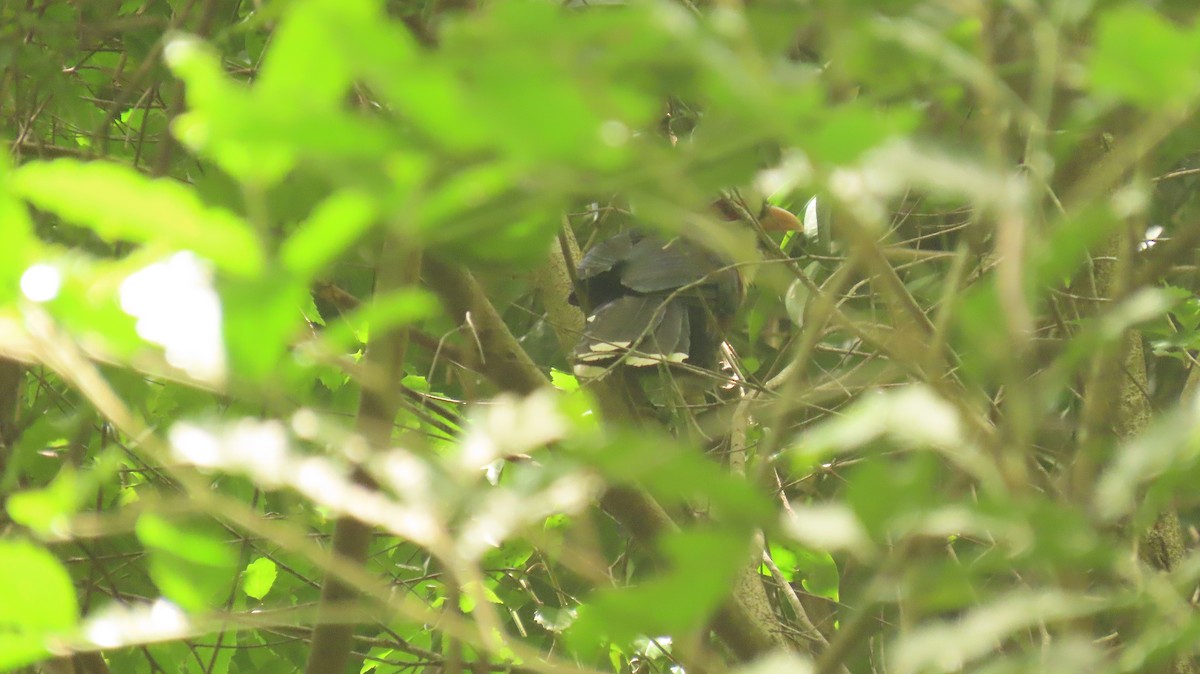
[2,1,1200,674]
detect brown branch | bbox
[422,256,549,396]
[304,241,422,674]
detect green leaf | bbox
[280,190,378,278]
[804,103,917,165]
[846,453,943,539]
[0,539,79,670]
[165,34,296,185]
[794,549,839,602]
[459,581,504,614]
[792,385,965,465]
[762,544,796,581]
[137,513,238,567]
[0,154,36,302]
[220,273,309,382]
[1089,6,1200,108]
[549,368,579,392]
[581,432,774,527]
[242,557,278,600]
[254,0,356,110]
[317,288,440,354]
[12,160,264,277]
[6,469,82,535]
[137,514,238,611]
[568,529,749,651]
[534,606,577,633]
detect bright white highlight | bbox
[83,599,189,648]
[162,34,203,69]
[1140,224,1164,251]
[169,419,289,488]
[456,473,600,560]
[20,264,62,302]
[459,389,567,471]
[803,196,820,241]
[755,150,813,197]
[119,252,225,384]
[168,419,442,546]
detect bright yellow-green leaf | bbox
[0,539,78,669]
[550,368,579,392]
[255,0,354,109]
[0,539,78,629]
[242,557,278,600]
[136,514,238,568]
[6,470,81,536]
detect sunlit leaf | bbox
[6,469,81,536]
[0,539,78,670]
[534,606,577,633]
[242,557,278,600]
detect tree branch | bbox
[304,239,422,674]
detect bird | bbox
[569,203,801,381]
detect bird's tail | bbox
[571,294,691,378]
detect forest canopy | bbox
[3,1,1200,674]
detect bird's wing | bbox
[576,230,642,280]
[572,294,693,372]
[619,237,723,293]
[625,299,690,366]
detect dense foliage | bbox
[3,1,1200,673]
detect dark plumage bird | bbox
[570,205,800,379]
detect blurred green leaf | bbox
[846,454,943,539]
[137,514,238,611]
[568,529,750,650]
[1090,6,1200,108]
[794,548,839,602]
[137,513,238,567]
[803,103,918,165]
[253,0,356,110]
[580,431,773,526]
[459,581,504,614]
[317,288,439,353]
[6,469,82,535]
[12,160,264,277]
[280,191,378,278]
[220,274,309,382]
[0,539,78,670]
[0,155,37,302]
[550,368,579,392]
